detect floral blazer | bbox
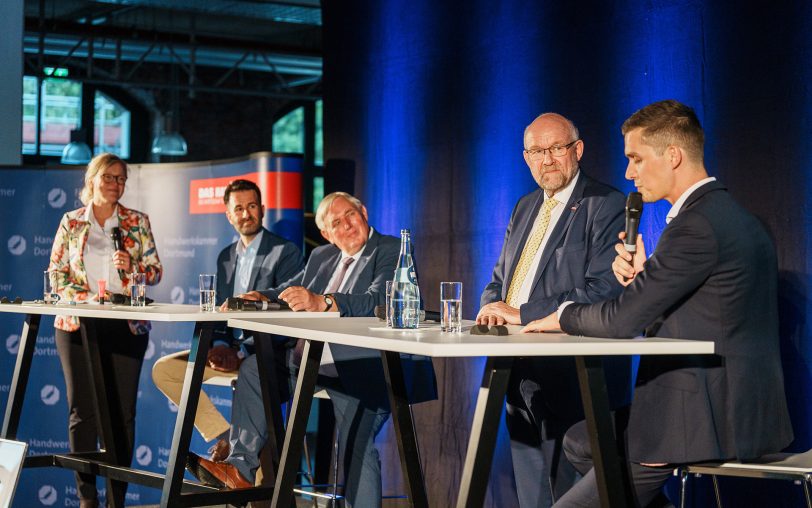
[48,204,163,334]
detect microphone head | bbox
[625,192,643,219]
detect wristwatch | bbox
[323,294,334,312]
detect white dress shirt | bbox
[83,204,123,294]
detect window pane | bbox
[40,78,81,156]
[312,176,324,213]
[272,107,304,153]
[22,76,37,154]
[94,91,131,158]
[314,99,323,166]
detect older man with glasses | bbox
[477,113,632,507]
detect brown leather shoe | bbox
[207,436,230,462]
[195,453,252,489]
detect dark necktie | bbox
[293,257,356,366]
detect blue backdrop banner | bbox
[0,152,303,507]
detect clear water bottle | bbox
[390,229,420,329]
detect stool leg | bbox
[804,476,811,508]
[549,437,563,504]
[679,469,688,508]
[331,428,340,507]
[712,475,722,508]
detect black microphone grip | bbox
[624,192,644,253]
[110,227,127,280]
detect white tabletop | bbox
[228,317,715,358]
[0,302,331,322]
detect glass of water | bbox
[43,270,60,304]
[130,272,147,307]
[440,281,462,332]
[199,274,217,312]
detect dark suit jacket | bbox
[214,227,304,345]
[260,229,437,410]
[481,172,631,439]
[561,181,793,463]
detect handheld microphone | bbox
[624,192,643,253]
[110,227,126,279]
[226,297,290,311]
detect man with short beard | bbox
[151,178,303,461]
[477,113,631,507]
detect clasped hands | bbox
[492,232,647,333]
[218,287,329,312]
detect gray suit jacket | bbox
[561,181,794,463]
[261,229,437,410]
[481,172,631,439]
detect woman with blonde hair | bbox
[48,153,162,508]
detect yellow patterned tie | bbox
[505,197,559,307]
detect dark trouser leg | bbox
[327,388,389,508]
[55,321,148,504]
[555,420,673,508]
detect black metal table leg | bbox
[79,317,126,508]
[456,356,513,508]
[575,356,633,508]
[160,322,215,508]
[2,313,41,439]
[254,332,286,484]
[271,339,323,508]
[381,350,429,508]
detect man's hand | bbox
[207,345,241,372]
[520,311,562,333]
[279,286,328,312]
[218,291,267,311]
[476,301,521,326]
[613,232,646,286]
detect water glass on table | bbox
[440,281,462,332]
[130,272,147,307]
[43,270,60,304]
[199,274,217,312]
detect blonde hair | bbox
[315,192,364,230]
[80,153,128,205]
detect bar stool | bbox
[677,449,812,508]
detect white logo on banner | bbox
[168,400,178,413]
[135,444,153,466]
[7,235,26,256]
[40,384,60,406]
[6,334,19,355]
[47,188,67,208]
[144,339,156,360]
[38,485,58,506]
[170,286,185,304]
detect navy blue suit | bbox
[230,229,437,507]
[481,172,632,506]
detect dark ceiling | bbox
[24,0,323,99]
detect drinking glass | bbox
[43,271,60,304]
[130,272,147,307]
[440,281,462,332]
[199,274,217,312]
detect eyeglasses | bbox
[524,140,579,160]
[100,174,127,185]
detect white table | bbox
[229,316,715,508]
[0,302,329,508]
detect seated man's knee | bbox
[562,420,590,466]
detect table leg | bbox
[271,339,323,508]
[381,351,428,508]
[574,356,633,508]
[254,332,286,485]
[79,318,127,508]
[456,356,512,508]
[160,322,215,508]
[2,313,41,439]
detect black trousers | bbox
[55,319,148,503]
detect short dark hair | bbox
[621,100,705,162]
[223,179,262,206]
